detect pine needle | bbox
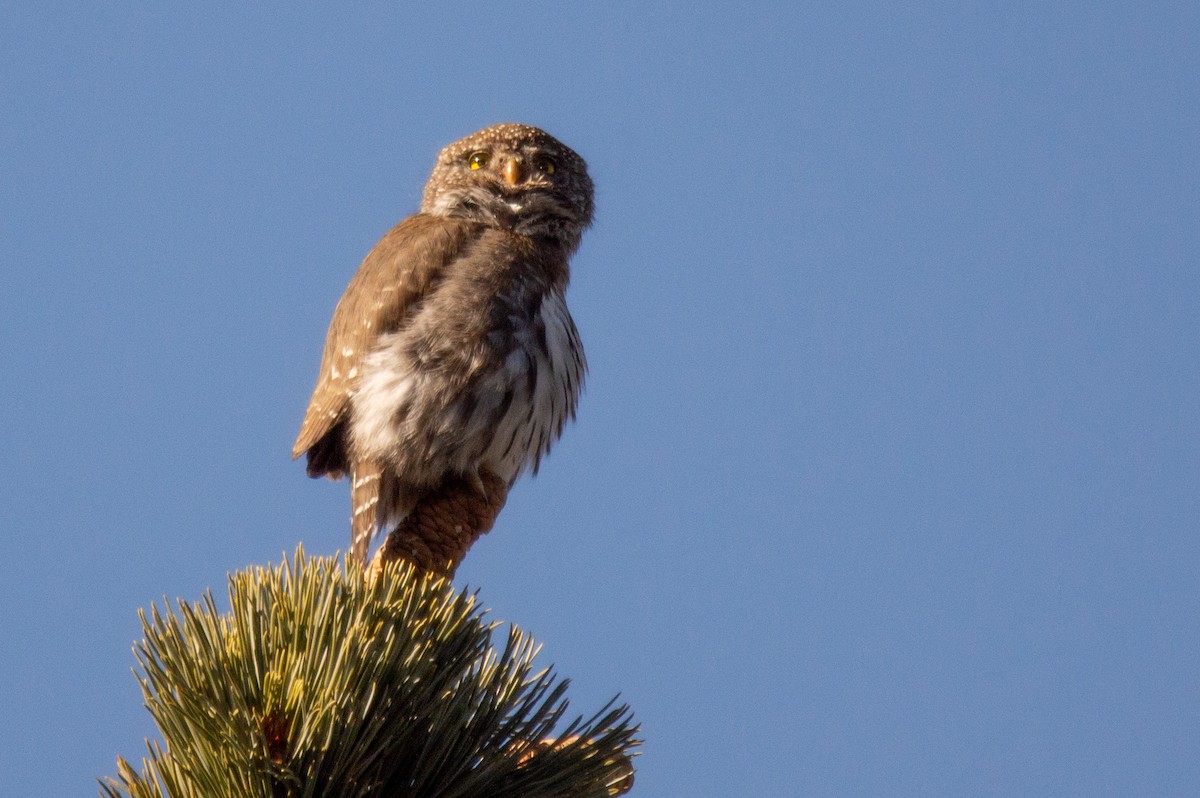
[100,546,639,798]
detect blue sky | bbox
[2,3,1197,795]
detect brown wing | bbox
[292,214,477,475]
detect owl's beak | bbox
[502,158,525,186]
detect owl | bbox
[292,124,593,573]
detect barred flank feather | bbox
[350,463,381,564]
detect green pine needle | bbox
[100,547,639,798]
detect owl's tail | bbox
[350,462,382,564]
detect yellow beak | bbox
[502,158,524,185]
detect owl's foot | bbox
[367,468,508,580]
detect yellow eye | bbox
[468,151,490,170]
[534,156,556,175]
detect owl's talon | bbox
[467,470,489,500]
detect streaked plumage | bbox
[293,124,592,564]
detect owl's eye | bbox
[468,151,490,170]
[534,156,556,175]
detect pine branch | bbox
[101,547,638,797]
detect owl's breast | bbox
[476,289,585,481]
[348,273,585,487]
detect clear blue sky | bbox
[2,3,1197,795]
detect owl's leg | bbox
[367,468,508,580]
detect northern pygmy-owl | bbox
[293,124,592,569]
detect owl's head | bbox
[421,124,594,252]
